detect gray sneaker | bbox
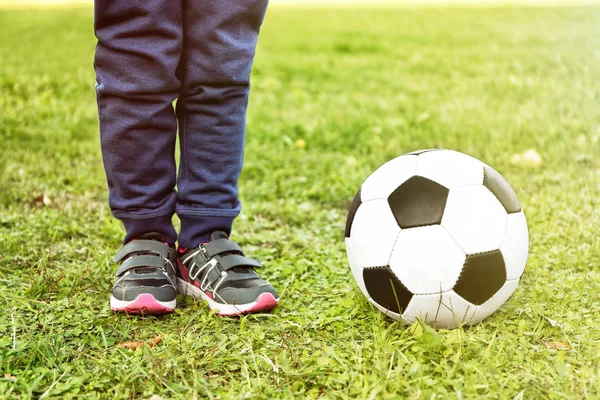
[110,233,178,314]
[176,231,279,316]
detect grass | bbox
[1,4,599,399]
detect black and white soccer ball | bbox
[345,149,528,329]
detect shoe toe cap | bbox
[215,284,278,305]
[112,283,177,302]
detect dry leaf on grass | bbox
[147,335,162,347]
[510,149,543,167]
[33,194,52,206]
[550,341,570,350]
[117,335,162,350]
[3,374,16,381]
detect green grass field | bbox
[1,4,599,399]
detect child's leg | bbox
[95,1,183,314]
[175,0,269,248]
[94,0,182,244]
[174,0,278,315]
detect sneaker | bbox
[176,231,279,316]
[110,233,178,314]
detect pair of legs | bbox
[95,0,279,315]
[94,0,268,248]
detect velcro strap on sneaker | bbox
[219,271,260,283]
[113,240,170,263]
[203,269,260,292]
[115,254,168,277]
[218,254,262,271]
[202,239,243,258]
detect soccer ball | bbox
[345,149,528,329]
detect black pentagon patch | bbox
[387,176,449,229]
[453,250,507,306]
[363,266,413,314]
[405,149,441,156]
[483,166,521,214]
[345,188,362,237]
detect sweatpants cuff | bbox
[178,214,235,249]
[121,214,177,245]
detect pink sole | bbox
[111,294,175,315]
[217,293,279,316]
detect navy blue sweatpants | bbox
[94,0,268,248]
